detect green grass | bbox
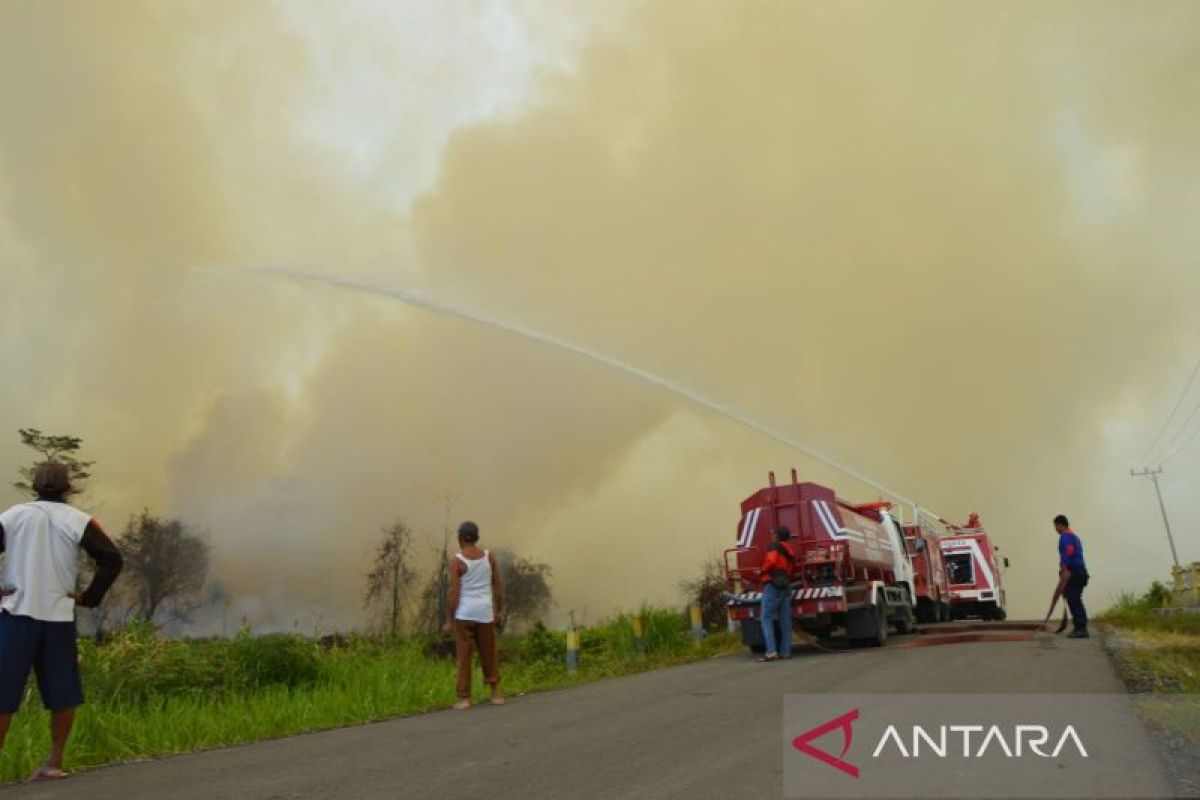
[1099,586,1200,695]
[1100,588,1200,637]
[0,608,737,783]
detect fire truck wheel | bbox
[871,602,888,646]
[893,608,914,635]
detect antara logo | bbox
[872,724,1089,759]
[792,709,860,778]
[792,710,1089,779]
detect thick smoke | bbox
[1,1,1197,629]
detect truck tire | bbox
[844,603,885,647]
[916,598,934,624]
[893,606,914,635]
[938,601,952,622]
[846,594,889,646]
[980,603,1005,621]
[870,602,888,646]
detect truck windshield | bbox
[945,553,974,585]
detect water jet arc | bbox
[254,266,922,513]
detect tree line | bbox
[11,428,553,636]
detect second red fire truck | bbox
[904,521,952,623]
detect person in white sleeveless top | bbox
[0,462,123,781]
[442,521,504,709]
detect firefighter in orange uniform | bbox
[757,526,796,661]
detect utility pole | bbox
[1130,467,1181,568]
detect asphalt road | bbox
[1,629,1175,799]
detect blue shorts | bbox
[0,612,84,712]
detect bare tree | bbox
[414,550,451,636]
[13,428,94,497]
[119,510,210,622]
[414,494,459,636]
[364,521,416,637]
[493,548,553,627]
[679,554,727,631]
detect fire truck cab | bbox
[939,514,1007,620]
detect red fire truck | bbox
[903,522,951,623]
[939,514,1008,620]
[724,470,916,649]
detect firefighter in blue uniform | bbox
[1054,514,1089,638]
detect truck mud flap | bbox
[740,619,766,653]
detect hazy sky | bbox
[1,0,1197,630]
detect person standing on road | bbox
[1054,514,1089,638]
[0,462,123,781]
[757,526,796,662]
[443,521,504,709]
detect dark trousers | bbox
[455,620,500,699]
[1064,569,1089,632]
[0,612,84,713]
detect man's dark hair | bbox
[774,526,791,541]
[32,461,71,501]
[1053,514,1069,528]
[457,520,480,543]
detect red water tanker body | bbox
[724,470,915,650]
[939,514,1008,620]
[903,522,951,623]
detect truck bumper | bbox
[727,585,848,620]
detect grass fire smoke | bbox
[1,1,1198,629]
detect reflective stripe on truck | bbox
[725,585,845,606]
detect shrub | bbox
[79,622,228,705]
[228,632,319,689]
[520,622,565,665]
[639,606,690,653]
[1142,581,1172,609]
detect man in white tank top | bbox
[0,462,123,780]
[442,521,504,709]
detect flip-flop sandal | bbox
[452,699,473,710]
[490,697,506,706]
[756,654,779,662]
[29,768,69,782]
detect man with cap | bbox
[0,461,123,780]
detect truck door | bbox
[880,511,915,590]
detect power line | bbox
[1140,355,1200,464]
[1160,404,1200,463]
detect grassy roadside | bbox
[1098,590,1200,694]
[1098,588,1200,798]
[0,609,739,783]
